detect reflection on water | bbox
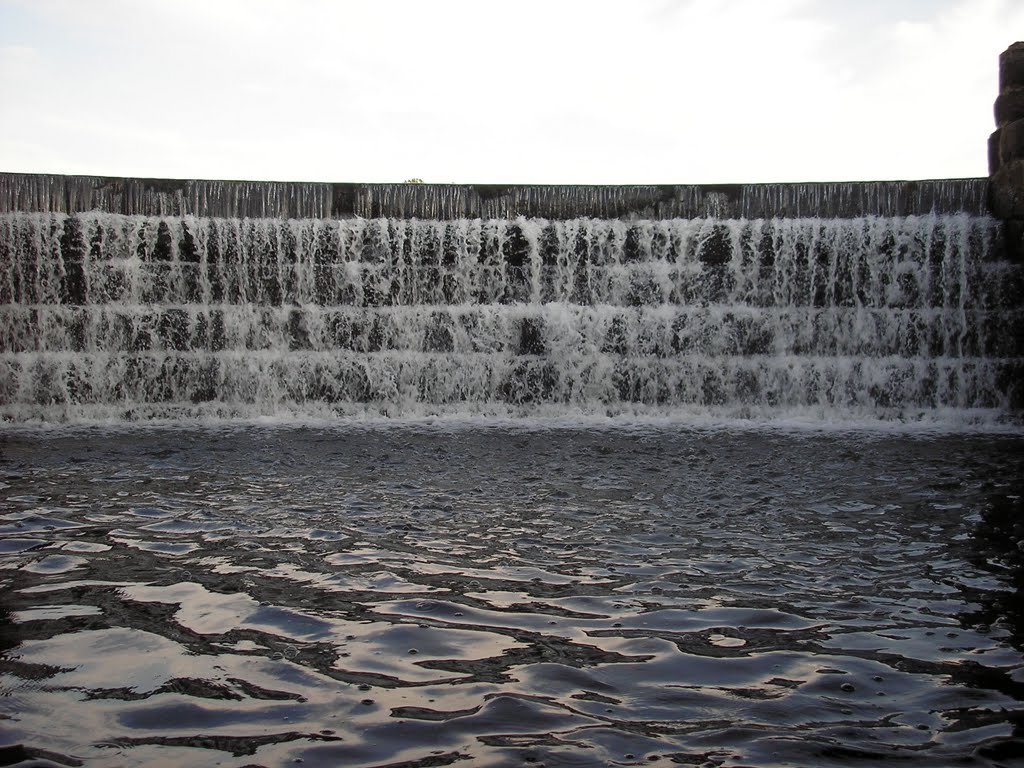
[963,486,1024,642]
[0,426,1023,767]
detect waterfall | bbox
[0,210,1020,424]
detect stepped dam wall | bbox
[0,172,1020,425]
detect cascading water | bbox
[0,210,1020,424]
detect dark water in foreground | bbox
[1,425,1023,768]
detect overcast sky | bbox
[0,0,1019,185]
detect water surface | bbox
[1,425,1023,767]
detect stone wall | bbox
[990,42,1024,259]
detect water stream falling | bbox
[1,210,1020,424]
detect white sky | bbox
[0,0,1020,184]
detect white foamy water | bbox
[0,211,1020,426]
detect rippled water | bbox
[1,425,1023,767]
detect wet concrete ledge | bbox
[0,172,993,221]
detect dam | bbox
[0,173,1020,426]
